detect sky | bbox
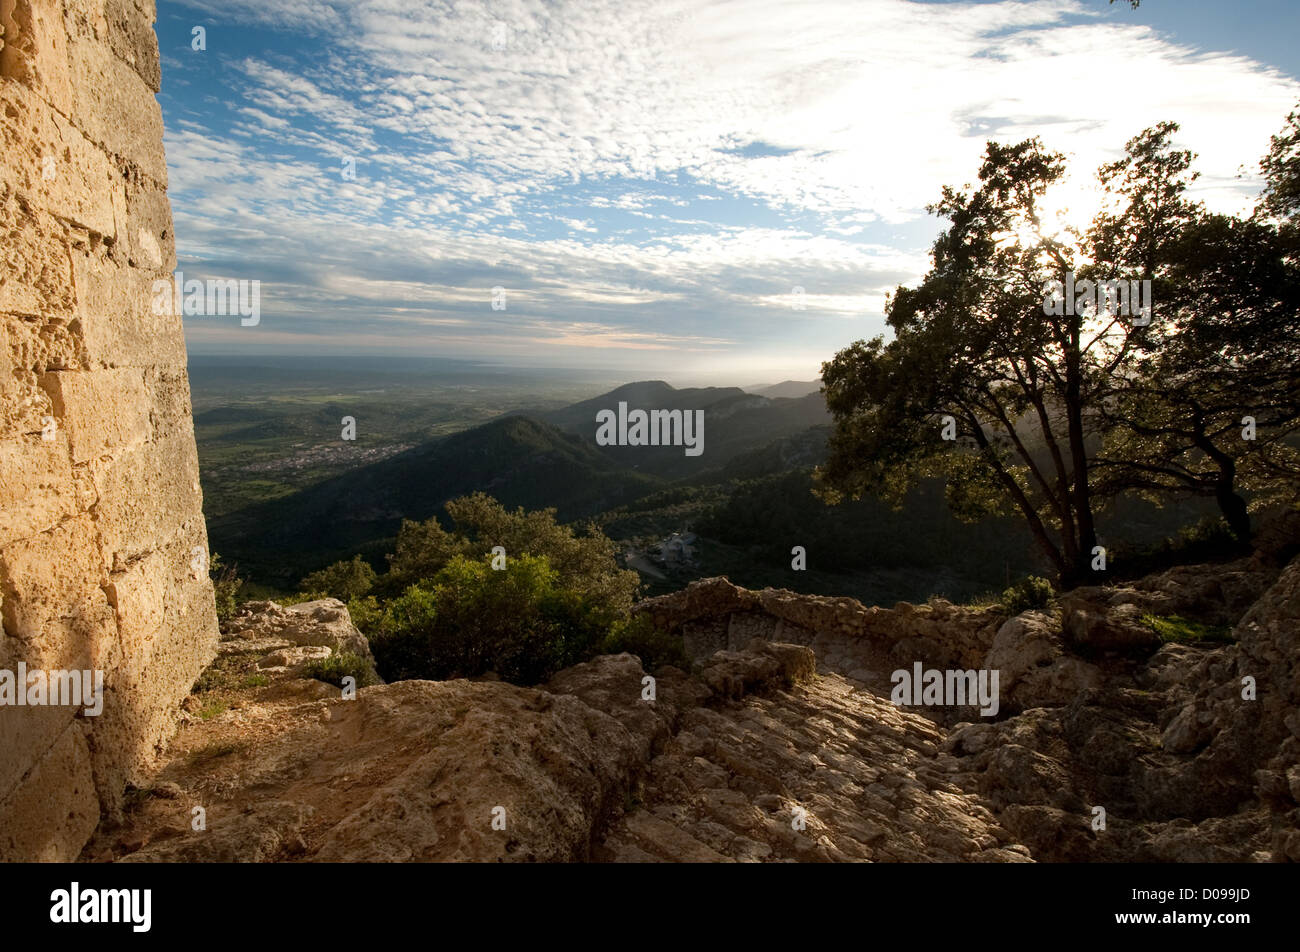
[157,0,1300,385]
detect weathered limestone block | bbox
[0,187,77,316]
[98,541,216,807]
[89,426,204,564]
[40,366,150,462]
[65,0,162,92]
[0,513,116,671]
[0,658,78,802]
[0,721,99,861]
[223,598,374,665]
[73,247,187,369]
[124,169,172,271]
[983,610,1101,713]
[0,436,78,549]
[64,32,166,182]
[0,0,77,118]
[0,515,118,807]
[0,80,126,238]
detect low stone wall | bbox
[633,576,1005,675]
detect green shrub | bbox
[299,554,378,601]
[302,651,382,688]
[602,614,688,671]
[210,552,244,623]
[345,594,384,634]
[383,493,639,615]
[369,554,616,685]
[1000,575,1055,616]
[276,590,326,606]
[1108,517,1247,581]
[197,700,228,721]
[1140,613,1234,646]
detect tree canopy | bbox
[818,106,1300,587]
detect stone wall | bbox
[633,576,1005,673]
[0,0,218,860]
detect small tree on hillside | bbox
[299,554,378,600]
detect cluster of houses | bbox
[623,531,699,579]
[654,531,698,567]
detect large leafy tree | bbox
[819,111,1300,583]
[819,136,1131,586]
[1093,117,1300,541]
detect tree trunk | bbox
[1213,465,1252,543]
[1063,339,1098,589]
[1194,433,1252,543]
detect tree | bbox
[1258,106,1300,225]
[209,552,244,622]
[1093,118,1300,540]
[368,554,614,684]
[819,111,1300,578]
[299,554,378,600]
[819,136,1135,586]
[383,492,639,614]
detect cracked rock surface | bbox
[86,555,1300,862]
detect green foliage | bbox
[697,470,1038,584]
[369,553,617,685]
[1140,613,1234,646]
[209,552,244,623]
[345,594,384,634]
[1259,105,1300,223]
[1000,576,1056,616]
[602,614,688,671]
[1089,117,1300,542]
[1107,516,1246,580]
[197,700,228,721]
[818,110,1300,584]
[385,515,467,590]
[817,135,1103,586]
[299,554,378,600]
[191,651,257,694]
[204,412,661,589]
[1095,194,1300,542]
[302,651,382,688]
[384,492,639,615]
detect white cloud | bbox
[165,0,1300,376]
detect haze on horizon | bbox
[160,0,1300,383]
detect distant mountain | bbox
[208,415,663,584]
[537,380,751,431]
[749,380,822,400]
[537,380,830,480]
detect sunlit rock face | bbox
[76,555,1300,863]
[0,0,218,861]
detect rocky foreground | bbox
[82,555,1300,862]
